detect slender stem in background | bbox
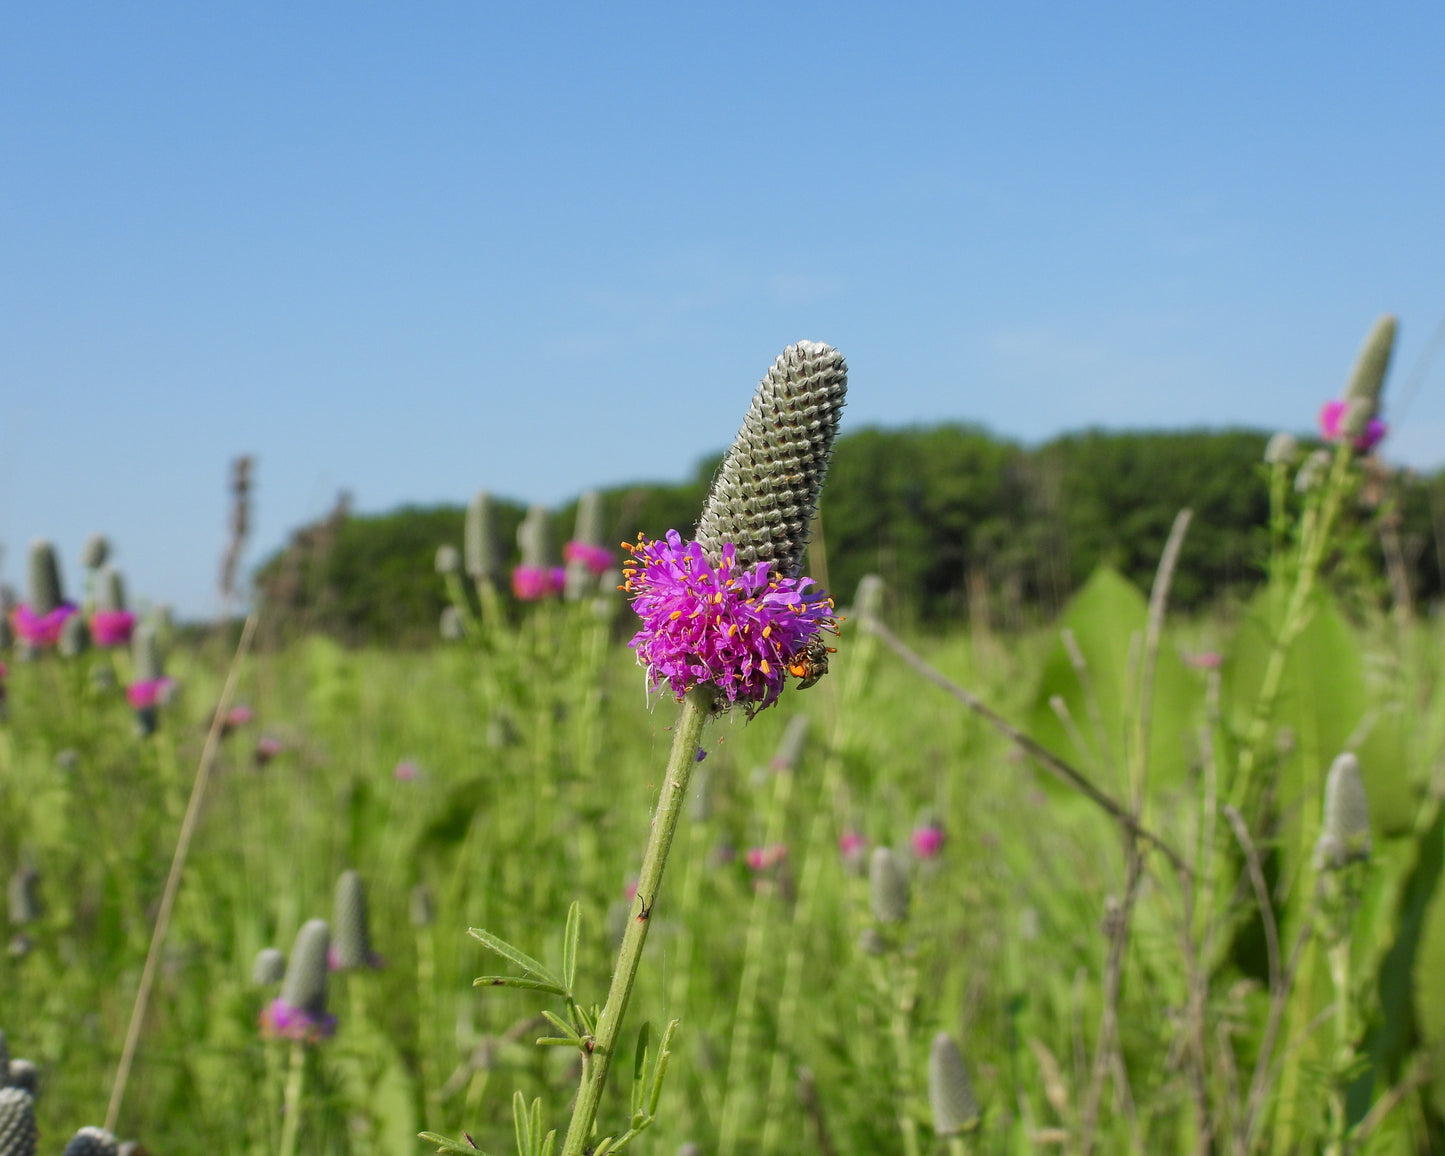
[105,611,259,1133]
[559,684,714,1156]
[278,1040,307,1156]
[863,615,1188,876]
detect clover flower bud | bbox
[1264,432,1298,465]
[439,606,464,641]
[465,491,503,582]
[26,541,63,617]
[62,1126,119,1156]
[1343,314,1396,413]
[435,544,461,576]
[58,613,90,658]
[928,1031,980,1136]
[694,341,847,577]
[81,535,110,571]
[869,846,910,924]
[1294,449,1331,494]
[262,919,335,1041]
[5,1060,36,1096]
[252,947,286,986]
[331,870,380,970]
[1314,752,1372,870]
[0,1086,37,1156]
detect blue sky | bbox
[4,3,1444,619]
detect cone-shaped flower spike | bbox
[869,846,910,924]
[62,1127,119,1156]
[465,491,502,582]
[0,1087,36,1156]
[261,919,335,1041]
[330,870,380,970]
[928,1031,980,1135]
[1314,752,1373,870]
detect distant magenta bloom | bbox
[1319,399,1387,452]
[621,529,836,713]
[393,760,421,781]
[911,823,946,860]
[12,603,78,648]
[839,830,867,857]
[1186,651,1223,670]
[564,540,614,576]
[126,678,175,709]
[225,704,254,728]
[255,735,284,765]
[260,997,337,1042]
[511,565,566,601]
[746,844,789,871]
[88,609,136,648]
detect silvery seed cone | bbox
[98,567,128,613]
[7,867,41,925]
[26,541,63,617]
[439,606,464,641]
[465,491,503,581]
[0,1087,36,1156]
[694,341,847,576]
[132,626,163,683]
[62,1126,119,1156]
[279,919,331,1018]
[565,490,607,601]
[252,947,286,986]
[59,614,89,658]
[869,846,910,924]
[435,544,461,576]
[1264,432,1298,465]
[81,535,110,571]
[1314,752,1373,870]
[928,1031,980,1135]
[5,1060,35,1096]
[517,506,558,569]
[1294,449,1331,494]
[331,870,374,969]
[1342,315,1397,417]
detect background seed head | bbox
[4,1060,36,1097]
[409,883,435,928]
[869,846,910,924]
[26,541,64,616]
[694,340,847,575]
[81,535,110,571]
[517,506,558,569]
[435,544,461,576]
[1342,314,1397,414]
[280,919,331,1017]
[928,1031,980,1135]
[131,626,163,683]
[465,491,503,581]
[59,614,90,658]
[62,1126,119,1156]
[1264,432,1298,465]
[331,870,373,969]
[0,1087,36,1156]
[1315,752,1373,870]
[252,947,286,986]
[97,567,128,614]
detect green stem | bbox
[559,685,714,1156]
[278,1040,307,1156]
[1325,935,1352,1156]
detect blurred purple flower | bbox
[127,677,175,709]
[564,540,614,576]
[393,760,421,782]
[621,530,836,713]
[512,565,566,601]
[911,823,946,860]
[89,609,135,648]
[255,735,284,765]
[1319,399,1387,452]
[259,997,336,1042]
[1186,651,1223,670]
[746,844,788,872]
[12,603,77,648]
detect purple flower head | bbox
[127,677,175,709]
[225,704,254,729]
[621,530,837,714]
[1186,651,1223,670]
[89,609,136,648]
[393,760,421,782]
[259,997,337,1042]
[255,735,284,765]
[746,843,788,871]
[1319,399,1387,452]
[910,823,946,860]
[512,565,566,601]
[839,830,867,857]
[564,540,614,576]
[12,603,78,648]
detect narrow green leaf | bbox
[633,1021,651,1085]
[540,1130,556,1156]
[540,1009,582,1042]
[562,900,580,992]
[648,1019,679,1116]
[513,1090,531,1156]
[468,927,564,988]
[474,975,568,996]
[529,1097,543,1156]
[535,1036,584,1047]
[418,1131,494,1155]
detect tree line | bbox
[254,426,1445,643]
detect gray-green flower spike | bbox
[132,626,163,683]
[332,870,375,969]
[26,541,63,616]
[1342,314,1396,414]
[0,1087,36,1156]
[1264,432,1298,465]
[253,947,286,986]
[59,614,89,658]
[694,340,847,575]
[81,534,110,571]
[280,919,331,1018]
[62,1127,119,1156]
[1314,752,1372,870]
[435,544,461,576]
[465,491,503,581]
[869,846,910,924]
[517,505,558,569]
[98,567,127,613]
[928,1031,980,1135]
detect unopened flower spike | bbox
[623,341,846,716]
[928,1031,981,1136]
[331,869,382,970]
[465,490,503,582]
[261,919,336,1042]
[1314,751,1373,871]
[12,540,77,649]
[62,1126,120,1156]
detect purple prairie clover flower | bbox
[839,830,867,857]
[1319,399,1387,452]
[260,997,337,1043]
[910,822,946,860]
[88,609,135,648]
[393,760,421,781]
[12,603,78,648]
[621,529,837,714]
[126,677,175,709]
[1186,651,1223,670]
[745,844,788,871]
[564,540,614,576]
[255,735,284,765]
[511,564,566,601]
